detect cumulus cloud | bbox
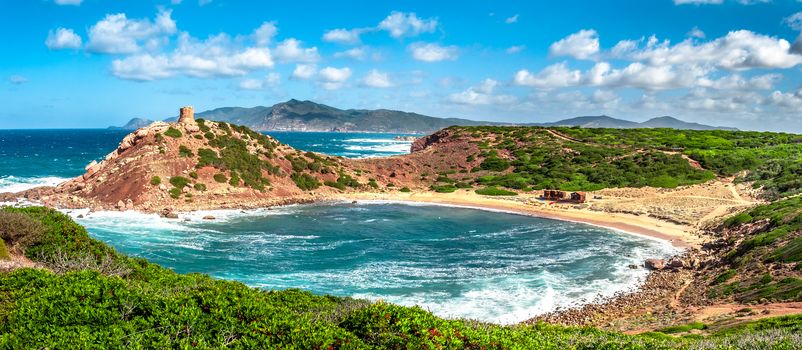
[322,28,369,44]
[334,47,367,60]
[785,12,802,31]
[86,9,176,54]
[449,78,516,105]
[360,69,393,88]
[378,11,438,38]
[45,27,82,49]
[688,27,706,39]
[549,29,599,60]
[273,38,320,63]
[239,73,280,90]
[253,21,278,46]
[505,14,519,24]
[9,75,28,85]
[111,32,273,81]
[317,66,352,90]
[513,62,582,88]
[291,64,316,80]
[617,30,802,70]
[408,42,458,62]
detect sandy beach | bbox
[333,190,704,249]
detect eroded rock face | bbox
[645,259,667,270]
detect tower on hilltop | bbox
[178,106,194,124]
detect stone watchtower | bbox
[178,106,195,124]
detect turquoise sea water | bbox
[0,129,416,192]
[0,129,676,323]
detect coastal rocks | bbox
[160,208,178,219]
[645,259,667,270]
[202,215,215,220]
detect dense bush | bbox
[178,145,193,157]
[291,172,320,191]
[213,173,227,183]
[0,211,45,252]
[149,175,161,186]
[163,127,182,138]
[475,186,518,196]
[169,176,190,189]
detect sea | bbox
[0,129,676,324]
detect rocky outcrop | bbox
[411,128,455,153]
[645,259,667,270]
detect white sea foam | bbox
[344,143,411,153]
[343,138,412,143]
[0,175,71,193]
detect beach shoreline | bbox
[330,190,701,249]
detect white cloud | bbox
[688,27,706,39]
[45,27,82,50]
[408,42,458,62]
[273,38,320,63]
[506,45,525,54]
[549,29,599,60]
[378,11,438,38]
[253,22,278,46]
[449,78,516,105]
[619,30,802,70]
[505,14,519,24]
[54,0,82,5]
[238,73,280,90]
[291,64,316,80]
[317,66,352,90]
[111,32,274,81]
[513,62,582,88]
[9,75,28,85]
[239,78,264,90]
[360,69,393,88]
[323,28,368,44]
[785,12,802,31]
[334,47,367,60]
[86,9,177,54]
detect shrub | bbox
[0,211,45,252]
[169,188,182,199]
[149,176,161,186]
[0,237,10,260]
[291,172,320,191]
[324,180,346,191]
[188,171,198,179]
[164,127,182,138]
[399,187,411,193]
[169,176,190,189]
[213,173,227,183]
[714,269,737,285]
[178,145,193,157]
[229,172,240,186]
[430,185,457,193]
[368,179,379,189]
[193,183,206,191]
[475,187,518,196]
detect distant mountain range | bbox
[110,99,737,133]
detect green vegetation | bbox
[193,183,206,191]
[430,184,457,193]
[3,206,802,348]
[169,176,190,189]
[197,125,276,191]
[0,237,9,260]
[713,269,737,285]
[291,172,320,191]
[149,175,161,186]
[168,188,181,199]
[188,171,198,179]
[475,186,518,196]
[656,322,707,334]
[399,187,411,193]
[163,127,182,138]
[213,172,227,183]
[178,145,193,157]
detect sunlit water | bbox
[69,201,676,324]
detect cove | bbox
[72,201,676,324]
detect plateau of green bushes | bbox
[163,127,182,138]
[475,186,518,196]
[292,172,320,191]
[3,206,802,348]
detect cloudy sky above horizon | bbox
[2,0,802,131]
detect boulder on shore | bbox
[644,259,667,270]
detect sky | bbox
[1,0,802,131]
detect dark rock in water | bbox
[644,259,667,270]
[352,200,358,204]
[628,264,638,269]
[160,208,179,219]
[77,214,84,218]
[203,215,215,220]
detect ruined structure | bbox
[178,106,195,124]
[542,190,586,203]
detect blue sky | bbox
[2,0,802,131]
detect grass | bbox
[149,176,161,186]
[656,322,707,334]
[163,127,182,138]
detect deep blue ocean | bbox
[0,129,675,323]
